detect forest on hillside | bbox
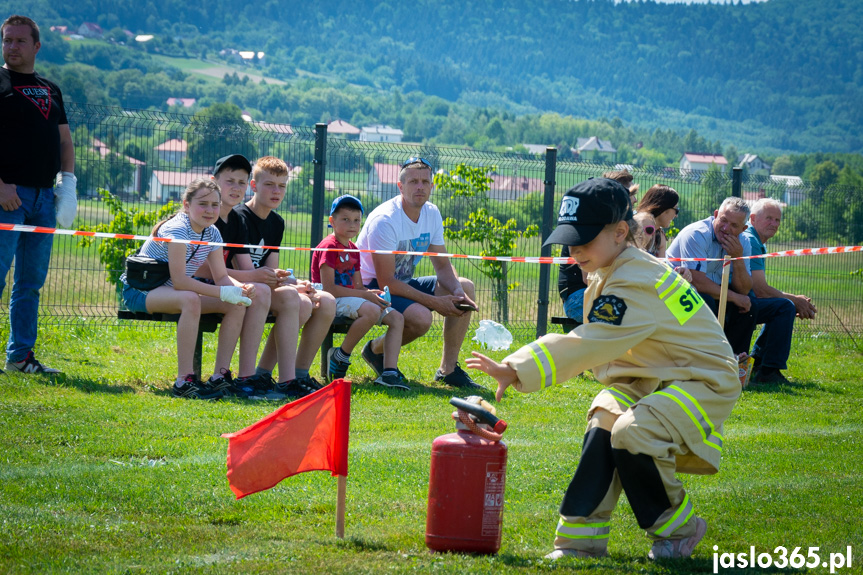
[3,0,862,157]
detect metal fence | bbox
[2,103,861,339]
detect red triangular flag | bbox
[222,378,351,499]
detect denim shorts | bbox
[122,283,149,313]
[563,288,586,321]
[365,276,437,314]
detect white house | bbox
[360,125,404,143]
[149,169,209,202]
[575,137,617,162]
[166,98,196,108]
[154,139,187,167]
[679,153,728,177]
[770,175,807,206]
[92,138,145,196]
[737,154,771,176]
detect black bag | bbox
[124,254,171,291]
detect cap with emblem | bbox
[542,178,632,247]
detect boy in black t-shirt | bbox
[234,156,336,398]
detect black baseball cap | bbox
[213,154,252,177]
[542,178,632,247]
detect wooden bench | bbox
[551,315,582,333]
[117,310,352,379]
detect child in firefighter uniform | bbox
[467,178,741,561]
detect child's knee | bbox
[357,302,380,320]
[178,291,201,314]
[383,310,403,328]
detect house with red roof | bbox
[679,153,728,177]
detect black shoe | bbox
[207,368,233,397]
[241,373,286,400]
[172,374,223,400]
[435,363,483,389]
[753,367,790,385]
[751,355,762,372]
[361,341,384,378]
[275,378,318,400]
[374,369,410,391]
[299,374,324,391]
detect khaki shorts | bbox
[335,296,393,325]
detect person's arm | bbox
[718,233,753,295]
[0,175,20,211]
[59,124,74,173]
[751,269,817,319]
[230,252,284,287]
[689,269,752,312]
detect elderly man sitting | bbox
[742,199,814,384]
[667,197,757,358]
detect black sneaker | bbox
[299,375,324,391]
[327,348,351,382]
[361,341,384,378]
[172,374,223,400]
[275,378,318,400]
[242,373,286,401]
[374,369,410,391]
[753,367,791,385]
[5,351,61,374]
[435,363,483,389]
[207,368,233,397]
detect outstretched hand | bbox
[465,351,519,402]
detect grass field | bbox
[1,324,861,574]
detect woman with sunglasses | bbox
[636,185,680,258]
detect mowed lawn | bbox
[0,324,861,574]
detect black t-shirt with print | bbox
[214,208,250,269]
[233,203,285,269]
[0,68,68,188]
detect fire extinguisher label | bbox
[481,462,506,537]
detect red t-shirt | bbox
[311,234,360,288]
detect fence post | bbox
[536,147,558,339]
[310,123,328,275]
[732,166,742,198]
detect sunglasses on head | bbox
[643,225,656,235]
[402,157,432,169]
[673,206,680,214]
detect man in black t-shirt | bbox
[0,15,76,374]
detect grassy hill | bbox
[4,0,862,154]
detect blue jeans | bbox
[750,296,796,370]
[0,186,56,362]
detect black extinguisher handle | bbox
[450,397,508,434]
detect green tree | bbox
[186,103,256,168]
[433,164,539,324]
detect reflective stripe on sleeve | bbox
[604,388,636,409]
[654,493,695,538]
[527,341,556,389]
[556,519,611,540]
[652,385,723,452]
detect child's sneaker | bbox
[374,369,410,391]
[207,368,233,397]
[5,351,61,374]
[327,348,351,382]
[299,375,324,391]
[648,517,707,560]
[361,341,384,377]
[240,373,285,400]
[275,378,318,400]
[172,374,223,400]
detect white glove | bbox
[54,171,78,228]
[220,285,252,306]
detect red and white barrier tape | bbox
[1,223,861,264]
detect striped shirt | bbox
[138,213,222,287]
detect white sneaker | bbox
[5,351,61,374]
[544,548,608,560]
[649,517,707,560]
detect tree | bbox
[186,103,256,168]
[433,164,539,324]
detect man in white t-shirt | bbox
[356,158,481,389]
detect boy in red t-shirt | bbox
[312,195,408,390]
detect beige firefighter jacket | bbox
[503,247,740,474]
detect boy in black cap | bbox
[311,195,406,389]
[467,178,740,561]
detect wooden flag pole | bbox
[335,475,347,538]
[717,255,731,329]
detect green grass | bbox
[1,325,862,574]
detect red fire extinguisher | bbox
[425,396,509,554]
